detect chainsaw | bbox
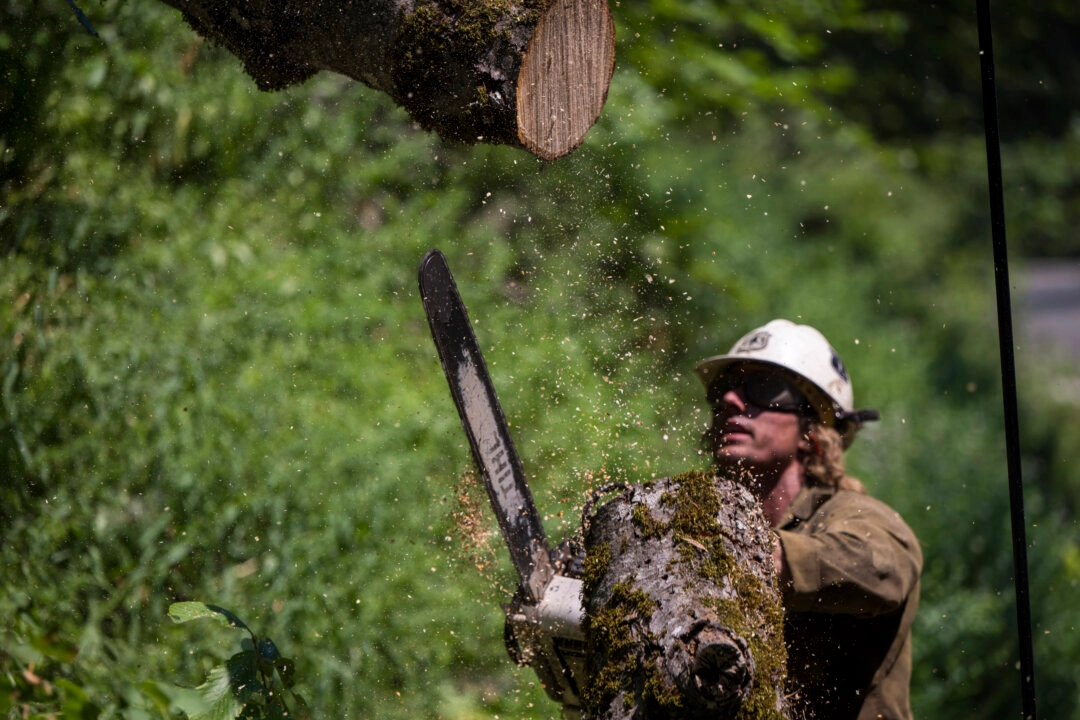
[418,249,586,717]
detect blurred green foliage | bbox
[2,0,1078,718]
[167,602,311,720]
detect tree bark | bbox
[158,0,615,160]
[580,470,790,720]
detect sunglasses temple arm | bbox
[839,409,880,425]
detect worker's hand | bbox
[502,582,585,710]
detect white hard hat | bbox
[694,319,878,447]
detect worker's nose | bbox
[712,387,763,421]
[720,388,746,412]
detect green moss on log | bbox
[582,541,613,599]
[632,502,666,539]
[667,471,787,720]
[389,0,548,144]
[582,580,659,711]
[642,658,685,712]
[664,469,724,537]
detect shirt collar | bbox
[778,484,836,529]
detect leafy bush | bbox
[1,0,1077,718]
[168,602,310,720]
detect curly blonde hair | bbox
[801,423,866,494]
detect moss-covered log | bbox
[581,471,789,720]
[158,0,615,160]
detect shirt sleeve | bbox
[777,492,922,615]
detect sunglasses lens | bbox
[709,370,807,413]
[744,374,803,411]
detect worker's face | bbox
[706,371,812,473]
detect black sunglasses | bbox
[707,370,813,415]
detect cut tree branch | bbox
[158,0,616,160]
[581,471,790,720]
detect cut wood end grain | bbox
[516,0,616,160]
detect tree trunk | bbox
[158,0,615,160]
[580,470,790,720]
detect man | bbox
[695,318,922,720]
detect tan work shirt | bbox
[776,486,922,720]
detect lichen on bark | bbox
[581,471,790,720]
[667,472,787,720]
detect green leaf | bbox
[56,677,102,719]
[191,651,261,720]
[28,634,79,663]
[168,602,252,634]
[273,658,296,689]
[139,679,175,720]
[192,665,244,720]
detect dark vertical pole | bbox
[974,2,1037,718]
